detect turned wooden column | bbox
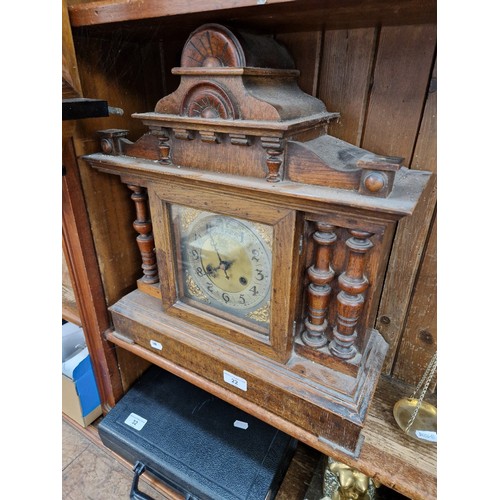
[301,223,337,348]
[261,137,283,182]
[329,230,373,360]
[158,134,172,165]
[128,185,159,284]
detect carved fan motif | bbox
[181,83,239,119]
[181,24,245,68]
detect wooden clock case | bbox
[84,23,431,458]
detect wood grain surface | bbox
[318,28,377,145]
[377,59,437,378]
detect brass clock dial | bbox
[172,205,272,330]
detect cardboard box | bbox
[62,323,102,427]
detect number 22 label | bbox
[223,370,248,391]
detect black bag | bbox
[98,365,297,499]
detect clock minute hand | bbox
[208,231,230,279]
[208,232,222,262]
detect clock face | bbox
[171,205,273,331]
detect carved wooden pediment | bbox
[94,23,423,198]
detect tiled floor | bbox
[62,418,167,499]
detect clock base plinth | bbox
[136,278,161,299]
[109,289,388,458]
[294,337,362,378]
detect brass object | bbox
[186,275,210,303]
[253,221,273,249]
[393,352,437,444]
[246,302,271,323]
[322,457,379,500]
[180,207,202,231]
[393,398,437,444]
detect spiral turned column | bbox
[128,185,159,284]
[301,223,337,348]
[329,230,373,360]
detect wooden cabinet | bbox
[63,1,437,498]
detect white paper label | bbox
[150,340,163,350]
[415,430,437,442]
[223,370,247,391]
[234,420,249,430]
[124,413,147,431]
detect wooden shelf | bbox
[68,0,436,34]
[107,333,436,500]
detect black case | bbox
[98,366,297,500]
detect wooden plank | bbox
[115,347,152,393]
[62,0,82,97]
[318,27,377,146]
[72,35,160,141]
[392,213,437,386]
[140,35,186,109]
[74,159,141,307]
[377,60,437,374]
[63,136,124,409]
[361,24,436,161]
[62,306,81,327]
[62,248,81,324]
[71,34,164,306]
[68,0,436,31]
[276,31,322,97]
[410,60,437,172]
[69,0,296,26]
[70,34,176,392]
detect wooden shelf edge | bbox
[69,0,296,27]
[62,307,81,326]
[68,0,436,29]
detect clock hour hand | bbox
[208,231,231,279]
[206,260,234,279]
[219,259,233,279]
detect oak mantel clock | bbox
[85,24,431,458]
